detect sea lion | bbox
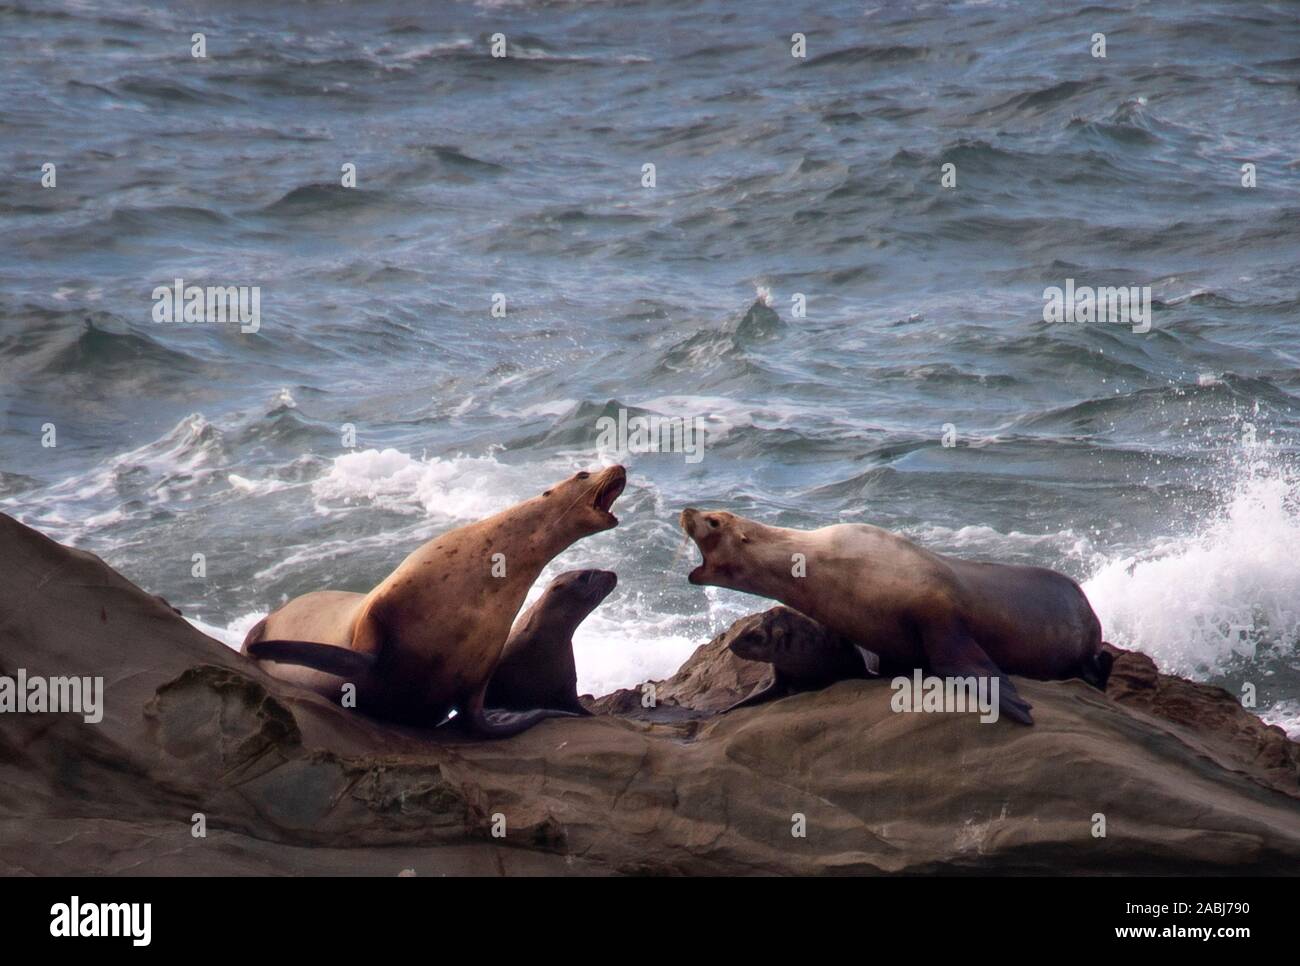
[242,464,627,738]
[724,605,877,711]
[485,569,617,716]
[679,508,1112,724]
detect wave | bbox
[805,44,929,68]
[310,448,555,521]
[257,184,401,217]
[1083,455,1300,684]
[972,79,1093,120]
[1,311,208,386]
[655,298,784,374]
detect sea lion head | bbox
[542,464,627,536]
[727,606,845,678]
[543,569,618,625]
[679,507,753,588]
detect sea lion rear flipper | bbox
[481,707,578,737]
[920,620,1034,725]
[723,678,791,713]
[246,640,378,678]
[447,689,578,739]
[1077,648,1114,691]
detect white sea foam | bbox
[2,413,223,542]
[572,609,701,698]
[1261,699,1300,739]
[1082,459,1300,680]
[227,473,297,496]
[310,448,535,520]
[187,611,265,650]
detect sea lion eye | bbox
[708,517,719,529]
[577,471,590,480]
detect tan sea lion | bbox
[242,464,627,737]
[485,569,617,716]
[679,508,1112,724]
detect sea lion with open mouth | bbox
[486,569,617,716]
[679,508,1111,725]
[242,465,627,738]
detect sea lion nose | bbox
[680,507,698,531]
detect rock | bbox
[1103,644,1300,799]
[584,611,773,716]
[584,605,853,716]
[0,512,1297,875]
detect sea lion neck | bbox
[733,523,820,607]
[508,492,604,564]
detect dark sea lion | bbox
[680,508,1113,725]
[242,465,627,738]
[724,605,877,711]
[486,569,617,716]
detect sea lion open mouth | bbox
[679,507,709,582]
[593,468,626,521]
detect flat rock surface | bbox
[1,513,1296,875]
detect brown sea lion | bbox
[724,605,877,711]
[486,569,617,715]
[679,508,1112,724]
[242,465,627,737]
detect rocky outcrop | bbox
[585,609,775,716]
[1102,645,1300,799]
[0,512,1296,875]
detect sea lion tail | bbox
[246,639,378,678]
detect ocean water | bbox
[2,0,1299,732]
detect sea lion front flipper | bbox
[246,640,378,678]
[723,677,791,713]
[919,619,1034,725]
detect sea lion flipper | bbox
[450,706,578,739]
[920,620,1034,725]
[445,687,577,738]
[246,640,378,678]
[482,707,578,737]
[723,678,791,713]
[854,645,880,677]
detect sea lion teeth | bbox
[242,464,627,738]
